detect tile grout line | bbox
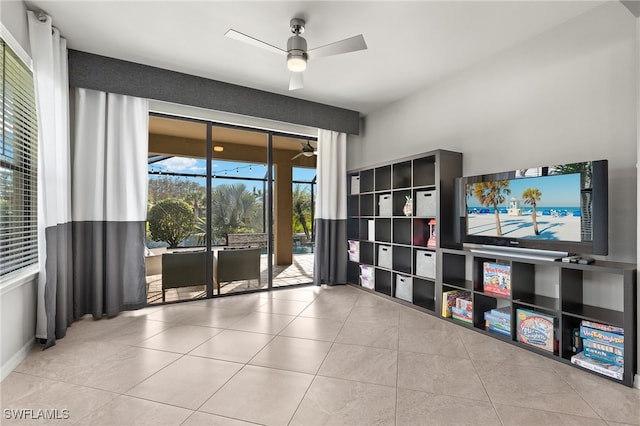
[454,325,506,426]
[286,287,360,426]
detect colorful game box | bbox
[489,306,511,321]
[484,308,511,336]
[516,308,556,353]
[488,324,511,336]
[482,262,511,297]
[582,338,623,357]
[580,325,624,348]
[571,351,623,380]
[441,290,469,318]
[451,306,473,324]
[580,320,624,335]
[584,346,624,367]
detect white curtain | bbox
[28,11,72,345]
[314,129,348,285]
[29,12,149,347]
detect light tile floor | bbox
[2,285,640,426]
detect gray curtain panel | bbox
[314,130,348,285]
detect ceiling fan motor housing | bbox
[287,35,307,58]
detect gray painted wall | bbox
[68,50,360,135]
[0,0,38,381]
[348,1,638,385]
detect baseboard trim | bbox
[1,338,35,382]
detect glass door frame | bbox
[148,112,317,302]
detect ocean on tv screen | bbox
[466,173,582,242]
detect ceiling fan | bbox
[291,141,317,160]
[225,18,367,91]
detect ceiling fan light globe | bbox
[287,53,307,72]
[302,151,314,157]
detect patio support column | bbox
[274,157,293,265]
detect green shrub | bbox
[148,198,195,248]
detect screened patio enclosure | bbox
[144,114,317,304]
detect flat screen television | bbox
[456,160,608,256]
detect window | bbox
[0,39,38,277]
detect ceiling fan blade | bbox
[289,72,304,91]
[291,152,304,160]
[224,29,286,56]
[307,34,367,60]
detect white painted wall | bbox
[0,0,37,382]
[0,0,30,56]
[348,1,639,385]
[349,1,636,262]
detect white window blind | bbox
[0,39,38,277]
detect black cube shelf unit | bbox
[346,149,463,312]
[347,149,637,387]
[441,248,637,387]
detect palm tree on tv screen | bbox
[472,181,511,237]
[522,188,542,235]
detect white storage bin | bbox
[378,194,392,216]
[351,176,360,195]
[415,250,436,279]
[360,275,375,290]
[348,240,360,262]
[395,274,413,303]
[367,220,375,241]
[377,245,392,269]
[360,265,375,289]
[416,190,437,217]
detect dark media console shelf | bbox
[347,151,637,387]
[441,248,637,387]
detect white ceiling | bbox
[24,0,608,115]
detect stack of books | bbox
[571,320,624,380]
[483,306,511,336]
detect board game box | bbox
[451,306,473,324]
[580,320,623,336]
[516,308,556,353]
[571,351,623,380]
[584,346,624,367]
[484,312,510,333]
[582,338,624,357]
[482,262,511,297]
[580,325,624,348]
[441,290,469,318]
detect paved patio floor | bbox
[147,253,314,304]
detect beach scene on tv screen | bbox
[466,173,582,241]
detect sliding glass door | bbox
[145,114,316,304]
[146,116,209,303]
[209,126,268,295]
